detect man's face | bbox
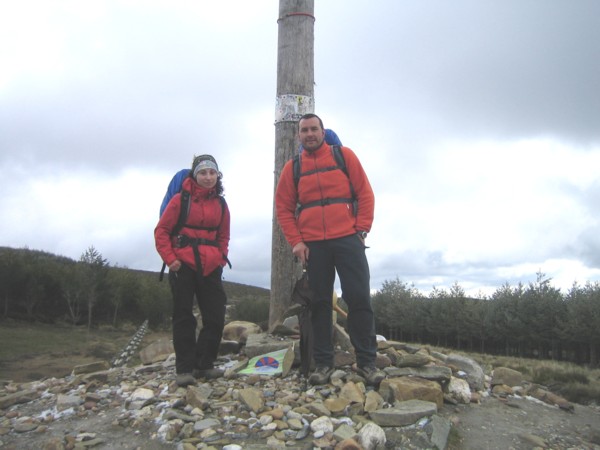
[298,117,325,152]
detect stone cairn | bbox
[0,319,582,450]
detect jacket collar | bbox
[303,141,330,157]
[182,176,216,198]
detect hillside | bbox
[0,246,270,328]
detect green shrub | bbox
[559,381,600,405]
[230,296,270,324]
[531,363,589,386]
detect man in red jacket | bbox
[275,113,385,386]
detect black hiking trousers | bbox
[306,234,377,369]
[170,264,227,374]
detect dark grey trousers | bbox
[170,265,226,374]
[306,234,377,368]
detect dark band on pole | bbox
[277,12,316,23]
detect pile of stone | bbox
[0,320,572,450]
[110,320,149,368]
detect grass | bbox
[0,319,168,382]
[0,320,132,361]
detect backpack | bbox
[292,145,357,215]
[159,175,229,281]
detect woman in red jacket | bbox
[155,155,230,387]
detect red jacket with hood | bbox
[155,177,230,276]
[275,142,374,248]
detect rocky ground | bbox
[440,393,600,449]
[1,331,600,450]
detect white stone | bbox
[358,422,387,450]
[130,387,154,401]
[448,377,471,404]
[310,416,334,434]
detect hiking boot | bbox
[176,373,196,387]
[308,366,334,385]
[357,365,385,386]
[193,367,224,380]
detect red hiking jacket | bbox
[275,143,374,248]
[155,177,230,276]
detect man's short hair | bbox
[299,113,324,130]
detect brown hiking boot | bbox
[356,365,385,386]
[308,366,334,385]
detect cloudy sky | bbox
[2,0,600,297]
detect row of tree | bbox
[0,246,171,328]
[3,246,599,366]
[0,246,271,329]
[371,274,600,366]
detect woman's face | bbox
[195,168,218,189]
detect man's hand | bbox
[292,242,309,264]
[169,260,182,272]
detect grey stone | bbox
[193,417,221,432]
[428,415,451,450]
[384,365,452,384]
[370,399,437,427]
[333,422,357,441]
[72,361,110,375]
[56,393,82,411]
[0,389,40,409]
[446,353,485,391]
[243,333,293,358]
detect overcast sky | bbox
[2,1,600,297]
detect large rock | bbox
[385,365,452,385]
[222,321,262,344]
[491,366,523,387]
[243,333,294,359]
[446,353,485,391]
[0,389,40,409]
[370,399,437,427]
[139,339,174,364]
[379,377,443,408]
[395,353,432,367]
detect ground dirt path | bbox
[440,394,600,449]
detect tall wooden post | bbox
[269,0,315,330]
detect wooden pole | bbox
[269,0,315,331]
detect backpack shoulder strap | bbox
[218,196,227,223]
[332,145,355,200]
[331,145,348,176]
[172,189,191,236]
[293,154,301,190]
